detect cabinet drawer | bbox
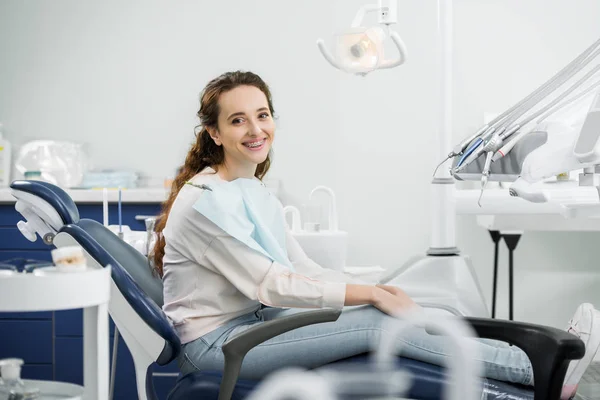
[0,227,49,250]
[0,205,22,226]
[0,311,52,320]
[55,309,115,337]
[0,320,52,363]
[21,364,53,380]
[0,250,52,264]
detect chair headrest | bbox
[10,180,80,225]
[59,222,180,363]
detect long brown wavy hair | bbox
[152,71,274,277]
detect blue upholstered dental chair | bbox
[10,180,586,400]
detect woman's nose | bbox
[248,119,262,135]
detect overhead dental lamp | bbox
[317,0,408,75]
[317,1,491,319]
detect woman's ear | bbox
[206,126,222,146]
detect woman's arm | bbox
[203,233,416,315]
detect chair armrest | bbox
[464,317,585,400]
[218,308,342,400]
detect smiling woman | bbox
[151,70,275,275]
[145,70,600,399]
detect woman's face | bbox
[208,85,275,170]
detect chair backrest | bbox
[60,221,181,364]
[76,218,164,307]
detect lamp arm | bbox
[351,4,381,28]
[378,30,408,69]
[316,39,344,71]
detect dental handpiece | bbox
[478,151,494,207]
[499,125,520,141]
[475,130,510,206]
[454,138,483,172]
[492,129,527,162]
[453,124,489,157]
[477,129,506,176]
[433,124,489,177]
[454,127,499,172]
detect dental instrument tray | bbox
[0,266,110,312]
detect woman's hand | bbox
[372,285,419,316]
[376,284,408,298]
[344,284,419,316]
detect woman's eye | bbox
[259,112,270,119]
[232,118,243,124]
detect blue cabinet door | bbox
[0,320,52,364]
[21,364,53,380]
[0,250,53,263]
[0,206,25,226]
[54,337,82,386]
[0,227,49,250]
[55,309,116,337]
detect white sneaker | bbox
[561,303,600,400]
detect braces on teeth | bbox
[246,140,264,148]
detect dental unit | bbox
[441,35,600,205]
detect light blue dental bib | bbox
[191,178,293,270]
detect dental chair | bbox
[10,179,587,400]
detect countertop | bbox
[0,187,170,204]
[1,178,281,204]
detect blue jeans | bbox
[178,306,533,386]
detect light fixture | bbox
[317,0,407,75]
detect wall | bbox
[1,0,599,328]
